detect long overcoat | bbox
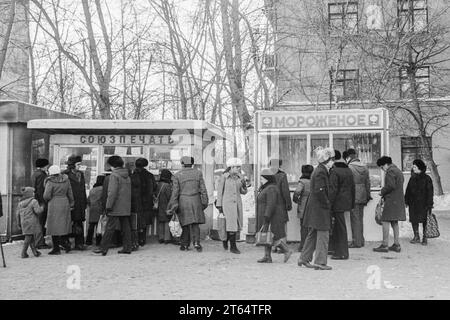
[348,159,371,205]
[216,172,248,232]
[16,197,43,235]
[329,161,355,212]
[63,169,87,222]
[156,181,173,223]
[293,178,311,220]
[106,168,131,217]
[167,167,208,227]
[256,182,288,241]
[274,170,293,213]
[302,163,332,231]
[31,169,47,205]
[43,174,74,236]
[380,164,406,222]
[405,172,434,224]
[131,168,157,227]
[87,186,103,223]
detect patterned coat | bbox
[167,167,208,227]
[216,172,248,232]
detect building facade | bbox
[262,0,450,192]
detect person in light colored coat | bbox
[216,158,248,254]
[43,165,74,255]
[373,156,406,253]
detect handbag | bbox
[255,224,274,247]
[425,210,440,238]
[217,213,227,241]
[375,198,384,226]
[97,214,108,236]
[169,214,183,238]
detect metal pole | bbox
[0,239,6,268]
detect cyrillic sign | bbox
[51,134,190,145]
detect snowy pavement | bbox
[1,211,449,300]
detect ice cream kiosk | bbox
[27,119,224,238]
[253,108,390,242]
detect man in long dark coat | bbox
[299,148,335,270]
[63,155,87,250]
[167,156,208,252]
[31,158,50,249]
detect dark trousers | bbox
[351,204,365,247]
[100,216,132,253]
[35,209,47,246]
[71,221,85,247]
[300,228,329,266]
[86,222,102,246]
[330,211,349,257]
[158,221,172,241]
[299,218,308,251]
[180,224,200,247]
[412,222,427,235]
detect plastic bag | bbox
[169,214,183,238]
[217,213,227,241]
[97,214,108,236]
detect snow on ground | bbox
[433,194,450,211]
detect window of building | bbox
[398,0,428,32]
[328,2,359,34]
[399,66,430,98]
[401,136,431,172]
[330,69,360,101]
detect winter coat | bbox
[302,163,332,231]
[106,168,131,217]
[216,172,248,232]
[405,172,434,224]
[380,164,406,222]
[167,167,209,227]
[31,169,47,205]
[63,169,87,222]
[43,174,74,236]
[156,181,173,223]
[131,168,157,227]
[329,161,355,212]
[274,170,293,213]
[256,182,288,241]
[293,178,311,220]
[16,197,43,235]
[348,159,371,205]
[87,186,103,223]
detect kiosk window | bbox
[58,147,99,190]
[148,146,190,171]
[280,136,307,184]
[103,146,145,173]
[333,133,382,189]
[401,136,431,172]
[311,134,330,166]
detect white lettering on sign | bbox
[260,111,383,130]
[77,135,179,145]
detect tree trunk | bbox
[0,0,16,80]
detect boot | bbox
[222,241,229,250]
[410,231,420,244]
[422,235,428,246]
[279,241,292,263]
[49,236,61,255]
[21,236,31,258]
[229,233,241,254]
[257,246,272,263]
[30,240,41,257]
[61,236,72,253]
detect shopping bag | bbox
[255,225,273,247]
[169,214,183,238]
[375,198,384,226]
[217,213,227,241]
[97,214,108,236]
[425,211,440,239]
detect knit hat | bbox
[181,156,194,165]
[67,155,82,166]
[160,169,173,183]
[316,147,335,164]
[35,158,49,168]
[226,158,242,168]
[21,187,35,199]
[260,168,276,183]
[48,165,61,176]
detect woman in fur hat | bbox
[216,158,248,254]
[16,187,44,258]
[256,168,292,263]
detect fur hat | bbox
[107,156,124,168]
[67,155,82,166]
[260,168,274,178]
[226,158,243,168]
[48,165,61,176]
[35,158,49,168]
[181,156,194,165]
[21,187,35,199]
[135,158,149,168]
[316,147,335,164]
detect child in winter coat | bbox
[16,187,44,258]
[86,175,105,247]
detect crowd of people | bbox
[14,148,435,270]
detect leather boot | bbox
[229,233,241,254]
[223,233,229,250]
[279,241,292,263]
[257,246,272,263]
[410,231,420,244]
[49,236,61,255]
[422,235,428,246]
[30,239,41,257]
